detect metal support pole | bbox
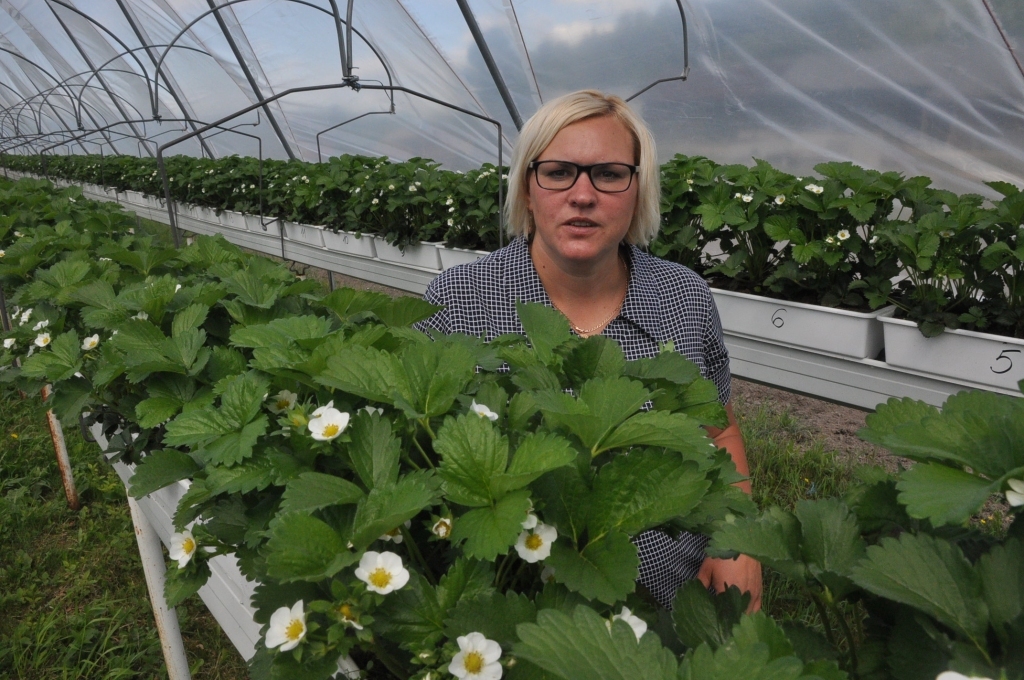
[114,0,216,159]
[125,495,192,680]
[206,0,297,160]
[45,3,155,157]
[455,0,523,131]
[41,384,79,511]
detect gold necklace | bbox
[551,255,629,336]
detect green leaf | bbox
[530,467,591,545]
[229,315,332,348]
[445,590,538,649]
[451,489,532,561]
[317,345,398,403]
[164,561,211,608]
[793,499,865,596]
[896,463,999,526]
[436,414,509,506]
[171,303,209,337]
[374,296,442,327]
[598,410,713,457]
[499,432,577,492]
[563,336,626,385]
[708,507,806,584]
[223,269,279,308]
[536,377,650,452]
[546,530,639,604]
[672,580,749,651]
[589,450,710,536]
[515,606,677,680]
[136,397,183,429]
[163,409,231,446]
[516,301,572,365]
[264,513,356,582]
[349,471,441,550]
[394,340,476,417]
[858,397,937,446]
[50,377,93,425]
[850,532,988,641]
[202,415,267,466]
[346,411,400,489]
[128,450,201,498]
[319,288,390,320]
[978,538,1023,630]
[624,349,702,386]
[678,613,814,680]
[219,371,270,428]
[279,472,365,514]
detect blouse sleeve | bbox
[703,292,732,404]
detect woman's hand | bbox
[697,554,763,612]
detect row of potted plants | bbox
[3,151,1023,392]
[3,151,1021,339]
[1,175,1021,680]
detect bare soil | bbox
[731,378,903,473]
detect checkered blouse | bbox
[417,236,732,608]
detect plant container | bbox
[374,239,443,270]
[283,221,325,248]
[880,316,1024,391]
[710,288,895,359]
[322,228,376,258]
[438,245,489,269]
[245,214,282,238]
[218,210,248,231]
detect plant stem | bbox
[809,591,840,652]
[401,525,435,585]
[419,417,437,440]
[494,552,513,589]
[411,435,435,470]
[829,600,859,674]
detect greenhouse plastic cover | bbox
[0,0,1022,196]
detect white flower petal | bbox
[470,400,499,422]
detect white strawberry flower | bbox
[34,332,51,348]
[515,520,557,563]
[469,400,499,421]
[870,235,879,244]
[825,236,836,245]
[837,229,851,241]
[540,565,556,583]
[355,551,410,595]
[3,338,14,350]
[521,513,538,530]
[338,603,363,630]
[805,183,824,195]
[308,401,350,441]
[431,517,452,538]
[380,520,411,543]
[268,389,298,414]
[446,196,454,205]
[32,319,48,331]
[740,193,753,203]
[1006,479,1024,507]
[362,405,384,416]
[607,607,647,641]
[408,184,417,192]
[169,530,197,568]
[388,184,395,191]
[935,673,994,680]
[82,334,100,350]
[448,218,454,227]
[19,308,32,325]
[774,195,786,205]
[940,229,954,238]
[372,198,379,205]
[266,601,307,651]
[0,249,5,258]
[449,632,502,680]
[133,311,148,321]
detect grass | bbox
[734,394,861,648]
[0,392,248,679]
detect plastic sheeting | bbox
[0,0,1021,195]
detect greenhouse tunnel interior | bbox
[0,0,1020,197]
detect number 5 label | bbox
[991,349,1021,375]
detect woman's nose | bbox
[567,170,598,206]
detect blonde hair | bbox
[504,90,660,246]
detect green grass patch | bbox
[0,391,247,679]
[736,395,861,645]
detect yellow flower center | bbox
[464,651,485,674]
[285,619,304,641]
[369,568,392,589]
[276,400,290,410]
[339,604,353,619]
[321,423,340,438]
[182,537,196,555]
[386,527,400,537]
[525,533,544,551]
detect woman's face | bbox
[526,115,639,267]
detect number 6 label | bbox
[991,349,1021,375]
[771,309,786,328]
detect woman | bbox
[418,89,761,611]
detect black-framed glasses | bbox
[528,160,639,193]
